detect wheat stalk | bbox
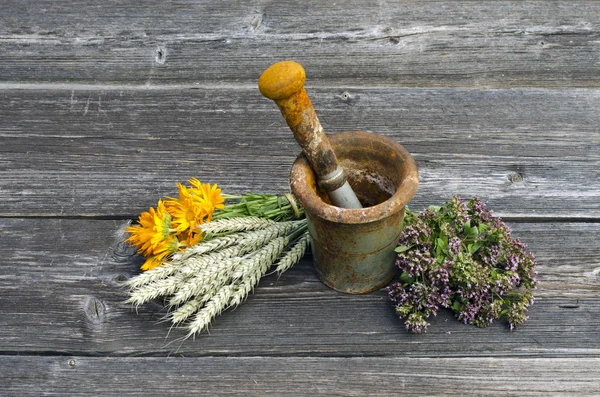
[170,293,211,325]
[126,212,310,337]
[186,283,237,338]
[275,232,310,274]
[167,224,308,325]
[125,244,241,291]
[173,220,295,262]
[126,249,241,306]
[174,245,243,277]
[185,236,289,337]
[127,221,306,305]
[126,221,304,290]
[167,222,302,299]
[126,274,186,306]
[168,256,241,306]
[170,232,246,261]
[198,216,275,235]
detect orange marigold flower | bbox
[125,200,172,257]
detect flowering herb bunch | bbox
[388,197,537,333]
[125,179,308,338]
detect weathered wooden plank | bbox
[0,218,598,356]
[1,1,599,87]
[1,88,598,217]
[2,355,600,397]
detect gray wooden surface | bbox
[1,1,599,395]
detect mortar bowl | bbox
[290,131,419,294]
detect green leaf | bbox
[451,301,462,311]
[435,237,448,255]
[470,241,483,253]
[394,245,411,253]
[462,223,479,243]
[399,271,415,285]
[478,224,489,233]
[436,237,444,248]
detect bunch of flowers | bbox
[125,178,226,271]
[125,179,308,338]
[388,197,537,333]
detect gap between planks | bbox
[1,214,600,223]
[3,83,600,91]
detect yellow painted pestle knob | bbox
[259,61,363,209]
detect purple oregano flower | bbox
[387,197,537,333]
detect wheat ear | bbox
[125,274,186,306]
[275,232,310,274]
[170,232,247,261]
[185,236,288,337]
[167,223,306,324]
[126,221,301,289]
[170,295,209,325]
[126,244,243,296]
[167,222,301,305]
[186,284,237,338]
[168,257,242,306]
[198,217,275,235]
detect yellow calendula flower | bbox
[140,256,162,271]
[166,183,212,233]
[127,179,225,271]
[177,229,202,247]
[126,200,173,257]
[189,178,225,221]
[140,236,179,271]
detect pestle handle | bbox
[258,61,362,209]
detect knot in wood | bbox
[510,173,523,183]
[83,296,106,325]
[155,46,167,65]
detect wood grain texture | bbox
[1,1,599,87]
[1,1,599,393]
[1,218,598,356]
[2,355,600,397]
[1,88,598,217]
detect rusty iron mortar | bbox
[259,61,419,294]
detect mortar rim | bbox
[289,131,419,225]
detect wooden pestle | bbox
[258,61,363,209]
